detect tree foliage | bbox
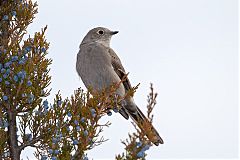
[0,1,161,159]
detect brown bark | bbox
[7,111,20,160]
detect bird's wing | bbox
[107,48,132,120]
[108,48,132,91]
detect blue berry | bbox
[3,74,8,79]
[1,68,6,73]
[0,78,2,83]
[58,133,63,139]
[54,150,60,154]
[6,69,10,74]
[25,46,31,52]
[44,105,48,110]
[107,111,112,116]
[41,47,46,53]
[35,110,39,115]
[113,108,118,113]
[73,139,78,145]
[43,100,48,107]
[67,112,72,117]
[11,11,17,16]
[41,155,48,160]
[22,93,27,97]
[52,137,57,143]
[18,60,24,65]
[137,151,144,158]
[57,100,62,106]
[76,126,80,131]
[3,15,8,20]
[17,71,23,78]
[4,62,11,68]
[83,130,88,136]
[91,109,96,117]
[28,94,35,103]
[13,75,18,82]
[11,56,18,62]
[5,81,10,85]
[136,141,142,147]
[83,156,89,160]
[142,144,150,151]
[51,156,57,160]
[22,70,26,77]
[49,149,53,154]
[27,80,32,86]
[80,117,85,123]
[74,120,78,125]
[17,71,26,79]
[3,95,8,101]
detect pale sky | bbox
[22,0,238,159]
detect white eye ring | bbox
[98,30,104,35]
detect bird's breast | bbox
[76,44,124,95]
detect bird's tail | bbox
[127,104,164,146]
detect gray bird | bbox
[76,27,163,145]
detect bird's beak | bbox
[110,31,119,35]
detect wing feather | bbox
[108,48,132,91]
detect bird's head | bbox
[81,27,118,47]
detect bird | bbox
[76,27,163,145]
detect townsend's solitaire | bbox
[76,27,163,145]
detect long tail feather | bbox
[125,104,164,146]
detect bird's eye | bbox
[98,30,104,35]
